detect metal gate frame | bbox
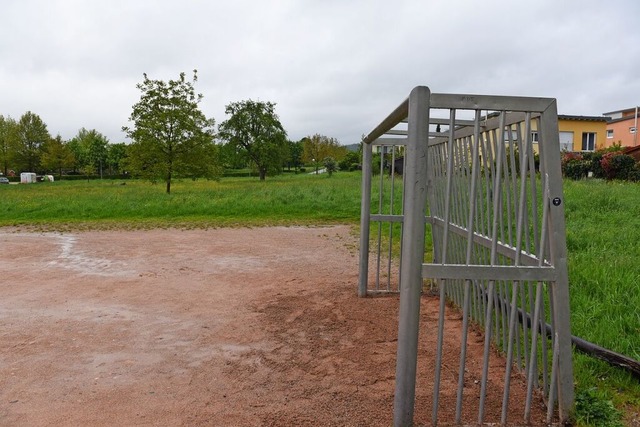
[359,87,574,426]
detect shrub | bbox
[338,151,360,172]
[628,162,640,182]
[323,157,338,177]
[561,151,582,169]
[600,152,635,180]
[564,160,590,180]
[583,151,606,178]
[561,152,589,180]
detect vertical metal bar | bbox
[540,100,575,423]
[478,111,507,424]
[358,142,373,297]
[537,141,551,398]
[540,288,549,397]
[529,117,541,256]
[518,114,532,375]
[525,280,545,421]
[455,110,483,423]
[479,131,490,238]
[525,177,551,422]
[398,154,407,292]
[432,108,457,424]
[546,283,558,400]
[387,147,397,291]
[394,86,430,427]
[504,125,514,246]
[501,116,531,423]
[547,332,560,424]
[375,147,385,290]
[500,281,508,349]
[526,117,540,386]
[520,281,530,373]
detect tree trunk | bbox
[259,168,266,181]
[166,170,172,194]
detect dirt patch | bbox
[0,226,547,426]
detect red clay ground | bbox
[0,226,548,426]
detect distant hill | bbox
[344,143,360,152]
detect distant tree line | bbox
[0,112,128,179]
[0,70,357,193]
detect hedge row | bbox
[561,150,640,181]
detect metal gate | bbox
[359,87,574,426]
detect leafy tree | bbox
[106,143,128,175]
[66,133,90,173]
[218,100,287,181]
[302,134,345,174]
[41,135,75,178]
[67,128,109,177]
[323,156,338,177]
[285,139,304,171]
[14,111,50,172]
[123,70,220,193]
[87,131,109,178]
[338,150,360,171]
[0,115,18,176]
[219,140,249,170]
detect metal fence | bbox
[359,87,574,426]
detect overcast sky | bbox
[1,0,639,145]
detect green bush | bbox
[628,163,640,182]
[565,160,590,180]
[582,151,605,178]
[562,152,589,180]
[338,151,360,172]
[323,156,339,177]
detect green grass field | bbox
[0,173,362,229]
[0,172,638,424]
[562,179,640,426]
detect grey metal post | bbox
[358,142,373,297]
[539,100,575,422]
[393,86,430,427]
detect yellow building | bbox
[556,115,608,152]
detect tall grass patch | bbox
[563,179,640,417]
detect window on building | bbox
[531,131,539,143]
[559,131,573,152]
[606,129,614,138]
[631,127,637,134]
[581,132,596,151]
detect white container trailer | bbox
[20,172,37,184]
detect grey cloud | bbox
[1,0,638,144]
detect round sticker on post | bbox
[552,197,562,206]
